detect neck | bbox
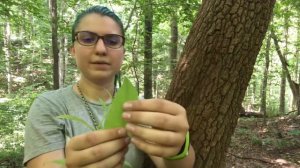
[76,76,115,103]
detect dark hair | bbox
[71,6,124,43]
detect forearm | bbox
[150,145,195,168]
[26,150,65,168]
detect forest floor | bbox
[226,115,300,168]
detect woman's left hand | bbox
[122,99,189,158]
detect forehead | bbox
[76,13,122,35]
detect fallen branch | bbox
[227,152,274,164]
[240,111,264,118]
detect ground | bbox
[226,115,300,168]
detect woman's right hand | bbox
[65,128,129,168]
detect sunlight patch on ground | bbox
[0,98,10,103]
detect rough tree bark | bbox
[165,1,276,167]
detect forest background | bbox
[0,0,300,167]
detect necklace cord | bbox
[76,83,99,129]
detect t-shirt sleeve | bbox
[23,94,66,165]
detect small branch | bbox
[124,0,137,33]
[227,152,274,164]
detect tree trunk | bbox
[295,12,300,115]
[170,14,178,76]
[131,22,141,93]
[143,0,153,99]
[49,0,60,89]
[280,9,290,114]
[165,1,275,167]
[272,30,300,116]
[298,13,300,116]
[279,69,287,114]
[3,21,12,94]
[260,34,271,124]
[59,36,66,88]
[142,1,155,166]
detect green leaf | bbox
[57,114,95,131]
[52,159,66,166]
[104,77,138,129]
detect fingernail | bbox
[131,137,136,143]
[118,128,126,136]
[126,123,135,131]
[122,112,131,119]
[123,102,132,109]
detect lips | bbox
[90,60,110,70]
[90,60,110,65]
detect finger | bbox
[67,137,129,166]
[67,128,127,150]
[123,99,186,116]
[81,147,127,168]
[131,137,179,157]
[123,112,189,131]
[126,123,185,146]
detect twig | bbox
[124,0,137,32]
[227,152,275,164]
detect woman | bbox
[24,5,195,168]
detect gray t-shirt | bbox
[23,85,144,168]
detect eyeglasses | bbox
[75,31,125,49]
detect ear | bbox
[69,45,76,58]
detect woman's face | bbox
[71,13,124,84]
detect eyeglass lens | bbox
[76,31,124,48]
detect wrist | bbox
[165,131,190,160]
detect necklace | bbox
[76,82,116,129]
[76,82,98,129]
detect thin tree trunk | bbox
[272,30,300,116]
[252,81,257,106]
[297,13,300,116]
[124,0,137,33]
[144,0,153,99]
[280,9,290,114]
[260,34,271,124]
[170,14,178,76]
[142,1,155,166]
[142,1,155,167]
[59,36,66,88]
[49,0,60,89]
[279,70,287,114]
[295,13,300,115]
[166,1,275,167]
[3,22,12,94]
[131,21,141,93]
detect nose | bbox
[94,38,107,55]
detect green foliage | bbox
[287,129,300,136]
[57,77,138,130]
[0,87,41,138]
[0,146,23,168]
[0,86,43,167]
[235,127,251,135]
[251,135,263,146]
[104,77,138,129]
[58,114,95,131]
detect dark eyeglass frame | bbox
[75,31,125,49]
